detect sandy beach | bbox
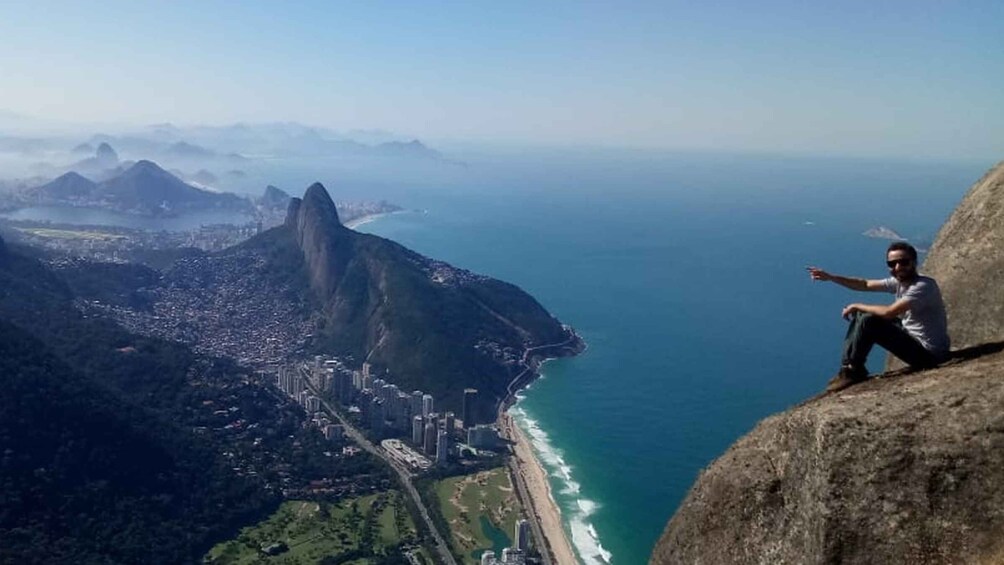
[502,411,579,564]
[343,210,400,230]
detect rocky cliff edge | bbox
[652,160,1004,564]
[651,345,1004,564]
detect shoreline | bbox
[498,334,585,565]
[503,408,580,564]
[343,209,404,230]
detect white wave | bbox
[577,498,599,515]
[510,404,614,564]
[562,480,581,495]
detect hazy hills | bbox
[31,159,252,216]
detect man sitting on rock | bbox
[808,241,950,393]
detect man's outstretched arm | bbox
[807,267,887,291]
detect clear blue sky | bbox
[1,1,1002,158]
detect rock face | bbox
[286,183,352,297]
[651,350,1004,565]
[920,161,1004,350]
[652,160,1004,564]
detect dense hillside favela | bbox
[0,135,583,563]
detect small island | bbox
[862,225,905,240]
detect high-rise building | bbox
[423,421,437,455]
[370,397,385,436]
[500,548,525,564]
[377,383,393,405]
[443,412,456,437]
[411,391,424,417]
[333,370,352,403]
[436,429,450,465]
[396,392,412,425]
[412,416,425,446]
[422,394,434,417]
[467,425,499,449]
[515,519,531,551]
[305,395,321,413]
[463,388,478,429]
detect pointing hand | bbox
[806,266,831,282]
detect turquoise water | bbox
[352,152,988,564]
[469,515,511,560]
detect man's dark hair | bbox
[887,241,918,262]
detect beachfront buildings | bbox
[463,387,478,428]
[480,548,526,565]
[515,519,531,552]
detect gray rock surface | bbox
[651,348,1004,564]
[921,161,1004,350]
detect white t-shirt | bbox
[880,275,950,356]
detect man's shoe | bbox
[824,365,868,393]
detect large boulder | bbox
[921,161,1004,350]
[651,350,1004,564]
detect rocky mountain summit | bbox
[652,160,1004,565]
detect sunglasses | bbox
[886,258,913,268]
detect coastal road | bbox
[300,368,459,565]
[496,333,582,565]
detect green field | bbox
[205,492,417,564]
[433,468,522,564]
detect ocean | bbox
[346,151,988,564]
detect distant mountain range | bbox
[30,159,253,216]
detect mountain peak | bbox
[130,159,161,171]
[261,185,292,209]
[283,182,350,298]
[301,182,341,227]
[35,171,98,199]
[95,142,118,163]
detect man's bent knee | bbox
[857,312,882,328]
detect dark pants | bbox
[842,312,938,370]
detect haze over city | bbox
[1,1,1002,159]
